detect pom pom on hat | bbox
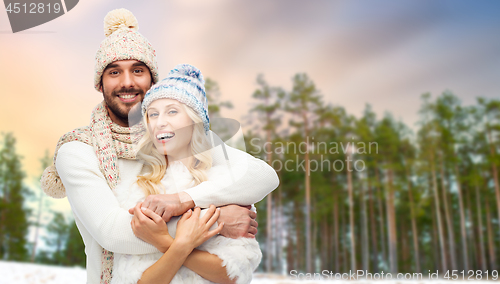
[169,64,205,85]
[142,64,210,133]
[94,8,159,91]
[104,8,139,37]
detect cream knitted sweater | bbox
[56,140,278,284]
[111,161,262,284]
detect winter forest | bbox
[1,72,500,279]
[245,73,500,278]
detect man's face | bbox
[100,60,152,126]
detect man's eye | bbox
[133,69,144,73]
[109,71,119,75]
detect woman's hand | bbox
[131,202,173,253]
[137,205,223,284]
[174,205,224,251]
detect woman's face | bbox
[147,98,194,160]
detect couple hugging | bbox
[41,8,279,284]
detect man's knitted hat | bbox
[94,8,159,92]
[142,64,210,133]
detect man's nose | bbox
[120,71,135,88]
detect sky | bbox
[1,0,500,213]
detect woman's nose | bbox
[158,115,169,128]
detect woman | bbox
[110,64,269,284]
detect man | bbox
[42,8,278,284]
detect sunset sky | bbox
[1,0,500,213]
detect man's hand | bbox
[218,205,258,238]
[128,192,195,222]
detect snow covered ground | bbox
[1,261,496,283]
[1,261,86,284]
[0,261,290,284]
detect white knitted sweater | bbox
[56,140,278,284]
[110,161,262,284]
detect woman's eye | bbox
[168,110,178,114]
[149,113,158,118]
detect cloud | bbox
[2,0,500,181]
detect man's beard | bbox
[104,87,144,124]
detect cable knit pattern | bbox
[111,161,261,284]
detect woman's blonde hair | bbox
[136,103,212,196]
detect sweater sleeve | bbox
[56,141,158,255]
[184,132,279,208]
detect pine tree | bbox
[44,212,70,264]
[31,150,52,262]
[63,220,86,267]
[206,77,233,118]
[285,73,322,272]
[418,93,447,272]
[250,74,283,272]
[0,133,30,261]
[374,115,402,274]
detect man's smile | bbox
[117,92,139,102]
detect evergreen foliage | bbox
[0,133,30,261]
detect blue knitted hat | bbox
[142,64,209,133]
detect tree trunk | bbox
[485,201,497,269]
[287,233,294,272]
[266,194,273,272]
[465,196,476,270]
[333,185,340,273]
[375,168,387,269]
[368,178,379,272]
[294,199,304,271]
[401,219,409,272]
[386,167,398,273]
[0,185,6,258]
[321,217,328,270]
[312,211,318,272]
[454,165,468,271]
[430,202,440,271]
[430,154,447,272]
[407,170,421,272]
[439,156,457,269]
[340,197,348,272]
[277,182,283,274]
[465,188,476,269]
[487,129,500,229]
[475,181,487,271]
[303,112,312,273]
[266,129,273,272]
[361,180,369,271]
[347,154,356,271]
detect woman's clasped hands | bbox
[131,203,224,253]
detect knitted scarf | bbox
[41,100,144,284]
